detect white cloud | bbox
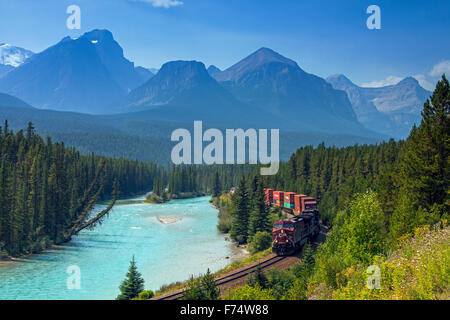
[429,60,450,78]
[361,75,403,88]
[412,74,434,91]
[133,0,183,8]
[359,60,450,91]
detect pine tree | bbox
[231,177,250,244]
[182,276,207,300]
[248,176,270,239]
[212,172,221,197]
[246,264,268,289]
[116,255,145,300]
[301,243,314,269]
[399,74,449,215]
[201,268,220,300]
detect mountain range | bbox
[326,74,431,137]
[0,28,434,165]
[123,47,375,136]
[0,31,377,136]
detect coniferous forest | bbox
[0,121,252,258]
[0,122,158,257]
[219,75,449,300]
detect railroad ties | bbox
[152,254,288,300]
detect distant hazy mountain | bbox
[0,64,14,77]
[0,43,34,67]
[327,74,431,138]
[134,66,154,83]
[80,30,153,92]
[0,30,151,114]
[126,49,377,136]
[207,65,222,77]
[0,35,125,113]
[0,92,32,109]
[210,48,361,133]
[129,60,217,107]
[126,60,285,128]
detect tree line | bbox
[152,164,253,198]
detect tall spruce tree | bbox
[212,171,221,197]
[231,177,250,244]
[248,176,270,240]
[116,255,145,300]
[201,268,220,300]
[398,74,449,214]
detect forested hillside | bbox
[224,75,449,300]
[0,122,158,257]
[0,104,383,165]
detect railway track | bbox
[152,254,287,300]
[152,226,328,300]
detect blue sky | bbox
[0,0,449,90]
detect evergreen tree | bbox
[231,177,250,244]
[116,255,145,300]
[212,172,221,197]
[201,268,220,300]
[182,276,207,300]
[246,264,268,289]
[248,176,270,239]
[398,74,449,215]
[301,243,314,269]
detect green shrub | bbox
[137,290,154,300]
[266,269,295,299]
[248,231,272,254]
[217,214,233,233]
[224,285,275,300]
[182,269,220,300]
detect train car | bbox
[302,197,317,211]
[263,188,273,205]
[294,195,317,214]
[265,188,318,216]
[273,191,284,207]
[272,210,320,256]
[294,194,307,215]
[283,192,295,209]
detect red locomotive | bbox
[264,188,320,256]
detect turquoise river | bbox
[0,195,244,300]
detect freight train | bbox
[264,189,320,256]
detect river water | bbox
[0,195,242,300]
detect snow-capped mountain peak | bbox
[0,43,34,67]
